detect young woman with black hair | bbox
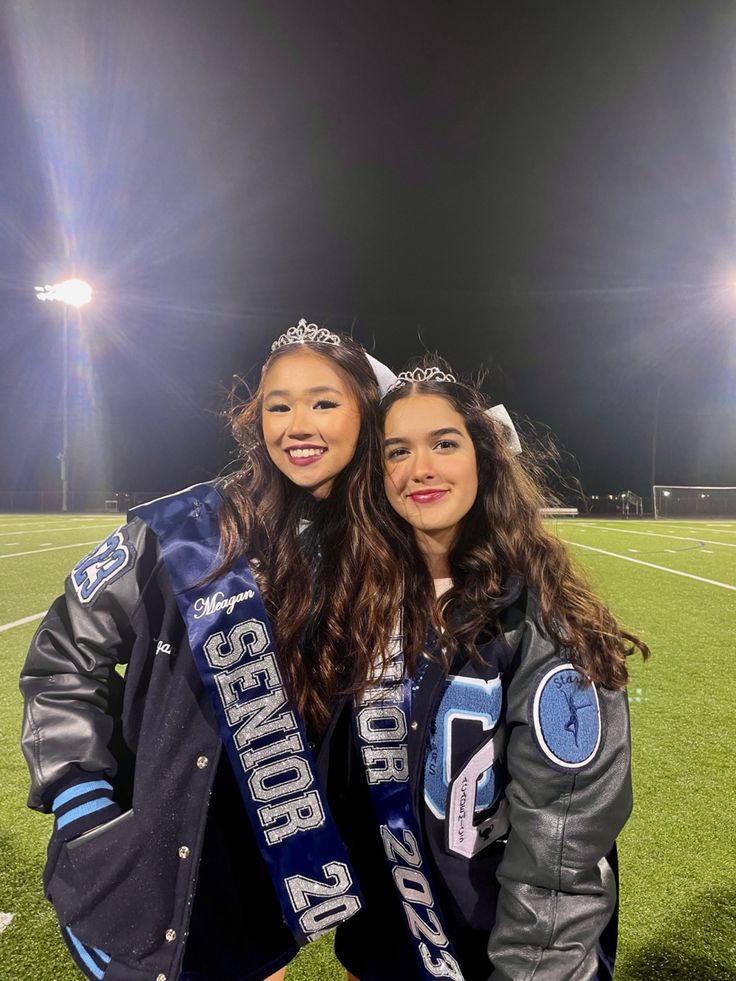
[335,363,649,981]
[19,322,401,981]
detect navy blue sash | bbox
[134,484,362,945]
[353,629,465,980]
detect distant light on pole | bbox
[35,279,93,511]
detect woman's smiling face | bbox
[383,392,478,546]
[261,348,361,499]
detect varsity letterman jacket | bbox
[332,580,632,981]
[21,482,632,981]
[20,488,300,981]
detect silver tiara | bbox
[385,366,457,395]
[271,318,341,352]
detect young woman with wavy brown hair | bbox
[379,369,648,690]
[334,361,649,981]
[20,322,401,981]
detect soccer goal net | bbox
[652,485,736,519]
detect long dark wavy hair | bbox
[379,365,649,689]
[217,337,400,732]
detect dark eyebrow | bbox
[384,427,465,447]
[264,386,343,399]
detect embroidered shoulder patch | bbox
[529,662,601,773]
[71,527,136,605]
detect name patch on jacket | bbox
[529,663,601,773]
[71,528,136,605]
[425,673,509,859]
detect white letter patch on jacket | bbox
[71,528,136,605]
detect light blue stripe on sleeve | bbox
[93,948,111,964]
[65,927,106,979]
[56,797,114,830]
[52,780,113,811]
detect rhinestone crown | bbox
[271,318,341,352]
[385,366,457,395]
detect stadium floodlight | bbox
[35,280,93,512]
[35,279,92,307]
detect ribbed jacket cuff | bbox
[52,775,120,840]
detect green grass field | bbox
[1,513,734,980]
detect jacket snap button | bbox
[196,755,208,769]
[165,928,176,942]
[178,845,190,859]
[410,720,418,731]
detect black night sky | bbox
[1,0,735,506]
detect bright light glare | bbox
[35,279,92,306]
[662,491,671,497]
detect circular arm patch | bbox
[528,663,602,773]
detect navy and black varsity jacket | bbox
[20,486,299,981]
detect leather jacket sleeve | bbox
[487,599,633,980]
[19,518,155,811]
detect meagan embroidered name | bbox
[193,589,255,619]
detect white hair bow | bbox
[365,353,398,398]
[486,404,522,455]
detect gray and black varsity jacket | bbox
[332,582,632,981]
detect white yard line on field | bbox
[563,541,736,591]
[0,520,77,530]
[0,612,45,633]
[0,520,58,528]
[0,912,14,934]
[572,526,736,548]
[0,523,115,537]
[0,514,114,525]
[0,540,99,560]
